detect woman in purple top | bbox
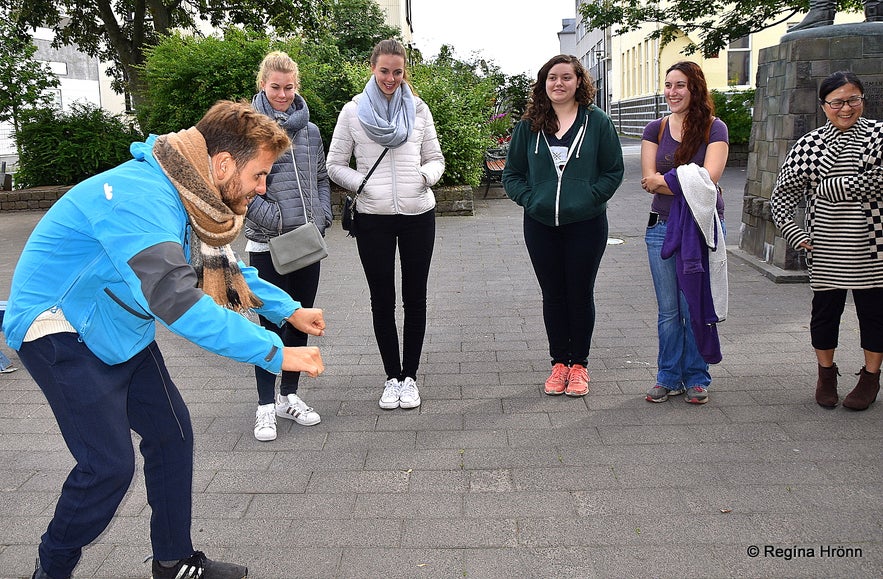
[640,61,729,404]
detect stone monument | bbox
[739,15,883,277]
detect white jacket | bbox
[327,93,445,215]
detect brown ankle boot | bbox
[842,367,881,411]
[815,364,839,408]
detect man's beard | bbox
[219,171,247,215]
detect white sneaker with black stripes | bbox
[275,393,321,426]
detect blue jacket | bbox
[2,136,299,373]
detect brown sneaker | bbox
[544,363,569,395]
[564,364,590,397]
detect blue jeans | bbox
[0,348,12,370]
[645,220,711,389]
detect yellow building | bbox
[599,9,864,135]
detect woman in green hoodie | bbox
[503,54,624,397]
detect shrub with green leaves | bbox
[139,29,517,189]
[139,29,273,135]
[712,89,754,145]
[409,62,497,187]
[139,29,351,146]
[15,103,142,188]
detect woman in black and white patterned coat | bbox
[771,70,883,411]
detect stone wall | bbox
[2,183,476,217]
[0,186,71,212]
[740,24,883,270]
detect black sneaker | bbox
[151,551,247,579]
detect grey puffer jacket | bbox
[246,94,332,243]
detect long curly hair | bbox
[523,55,596,134]
[666,61,715,166]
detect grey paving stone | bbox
[3,148,881,578]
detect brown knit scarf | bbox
[153,128,262,311]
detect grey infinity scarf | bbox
[357,77,415,148]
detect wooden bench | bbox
[483,148,507,197]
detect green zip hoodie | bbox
[502,105,624,226]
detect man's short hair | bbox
[196,100,290,167]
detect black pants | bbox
[523,211,608,367]
[249,252,321,404]
[810,287,883,352]
[355,210,436,380]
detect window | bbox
[727,36,750,86]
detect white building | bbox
[0,27,116,169]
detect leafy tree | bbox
[0,0,327,116]
[579,0,863,57]
[139,29,352,141]
[0,12,59,156]
[324,0,401,62]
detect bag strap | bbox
[349,147,389,216]
[290,143,315,225]
[356,147,389,195]
[276,142,315,236]
[657,116,668,144]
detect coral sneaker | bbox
[564,364,590,397]
[544,363,570,395]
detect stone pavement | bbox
[0,139,880,578]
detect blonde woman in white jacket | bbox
[327,39,445,410]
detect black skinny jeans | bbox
[248,252,321,404]
[523,211,608,367]
[355,209,436,381]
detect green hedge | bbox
[15,103,142,188]
[140,30,502,188]
[712,89,755,145]
[16,29,521,190]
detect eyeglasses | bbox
[822,95,865,110]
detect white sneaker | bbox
[399,377,421,409]
[275,393,321,426]
[254,403,277,441]
[379,378,401,409]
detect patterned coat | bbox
[770,117,883,290]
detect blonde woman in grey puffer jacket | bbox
[246,51,331,442]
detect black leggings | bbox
[249,252,321,404]
[523,211,608,367]
[810,287,883,352]
[355,210,436,380]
